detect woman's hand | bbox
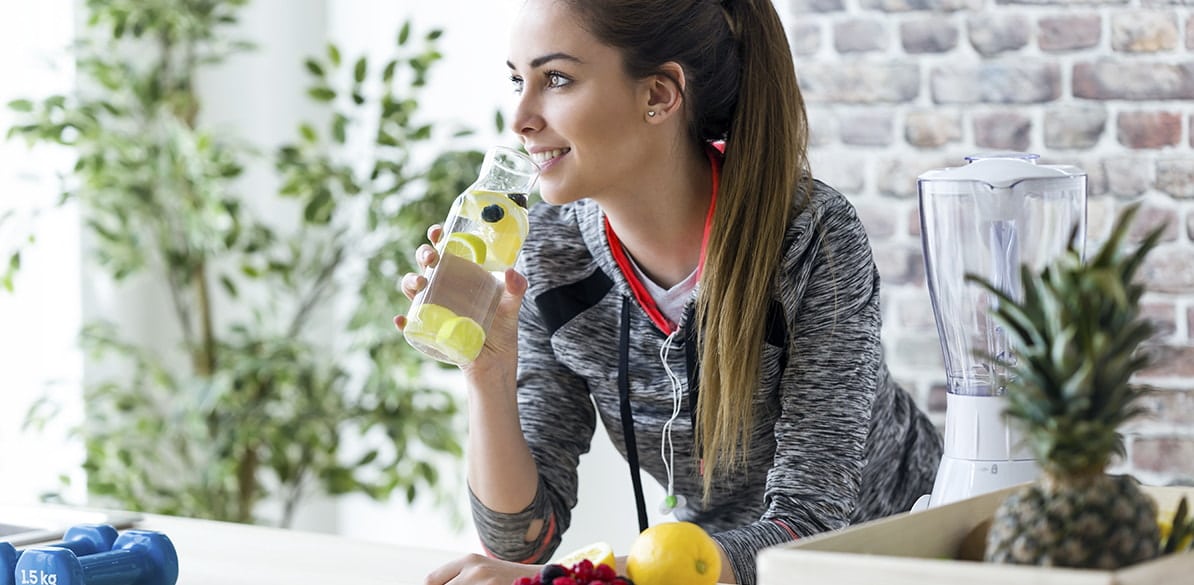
[394,224,445,307]
[423,553,540,585]
[393,224,528,379]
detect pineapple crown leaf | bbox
[964,202,1168,472]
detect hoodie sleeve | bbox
[709,188,884,585]
[468,285,597,563]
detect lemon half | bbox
[553,541,616,571]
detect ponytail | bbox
[695,0,809,498]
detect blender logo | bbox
[18,570,58,585]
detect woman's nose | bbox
[511,93,542,138]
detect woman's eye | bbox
[546,72,571,88]
[509,75,524,94]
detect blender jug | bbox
[917,153,1086,507]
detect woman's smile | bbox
[529,147,571,171]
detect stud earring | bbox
[647,110,657,118]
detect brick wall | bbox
[786,0,1194,485]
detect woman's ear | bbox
[643,61,686,123]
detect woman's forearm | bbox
[464,363,541,514]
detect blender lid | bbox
[918,152,1085,189]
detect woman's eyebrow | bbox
[506,52,583,70]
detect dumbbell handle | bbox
[35,525,120,560]
[77,548,152,585]
[49,525,119,558]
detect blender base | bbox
[926,454,1038,507]
[914,393,1041,509]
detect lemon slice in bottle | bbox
[459,190,510,221]
[405,303,457,347]
[459,190,529,271]
[442,232,487,265]
[482,211,529,271]
[436,315,486,364]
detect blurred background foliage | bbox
[4,0,488,527]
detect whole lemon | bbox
[626,521,722,585]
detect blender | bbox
[916,153,1087,507]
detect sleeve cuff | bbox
[468,478,562,564]
[710,520,798,585]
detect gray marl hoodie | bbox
[469,177,943,585]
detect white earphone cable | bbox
[659,330,683,504]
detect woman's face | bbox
[507,0,653,206]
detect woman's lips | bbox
[530,147,570,170]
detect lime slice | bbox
[443,232,487,264]
[405,303,457,345]
[436,316,486,364]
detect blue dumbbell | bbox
[1,525,119,585]
[14,530,177,585]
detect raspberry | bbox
[571,559,594,581]
[593,564,616,581]
[551,578,578,585]
[512,578,535,585]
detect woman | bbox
[398,0,943,583]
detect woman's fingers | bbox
[401,272,428,301]
[399,241,439,303]
[423,554,537,585]
[417,243,439,270]
[422,553,474,585]
[504,268,528,298]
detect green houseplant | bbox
[4,0,486,527]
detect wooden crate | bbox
[757,485,1193,585]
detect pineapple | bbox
[973,203,1166,569]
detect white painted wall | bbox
[0,0,86,507]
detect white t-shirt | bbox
[629,259,698,326]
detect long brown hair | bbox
[561,0,810,497]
